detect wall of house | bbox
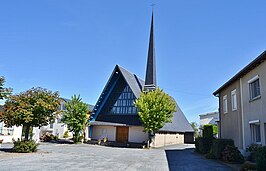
[128,126,148,143]
[241,61,266,148]
[53,123,68,138]
[0,124,22,143]
[92,126,116,141]
[0,121,72,143]
[219,80,243,149]
[32,127,41,142]
[199,112,219,136]
[151,132,184,147]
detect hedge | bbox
[195,137,213,154]
[210,139,234,159]
[195,125,215,154]
[221,145,244,163]
[256,146,266,171]
[13,140,39,153]
[203,125,213,139]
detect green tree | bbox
[0,76,12,100]
[134,88,176,134]
[62,95,89,143]
[0,87,61,140]
[205,124,218,135]
[191,122,199,138]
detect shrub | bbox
[203,125,213,139]
[205,152,215,159]
[221,145,244,164]
[54,135,59,140]
[212,125,218,135]
[40,133,58,142]
[195,137,200,152]
[195,137,213,154]
[50,134,55,140]
[13,140,39,153]
[240,162,257,171]
[246,143,262,162]
[256,146,266,171]
[195,125,215,154]
[210,139,234,159]
[63,131,69,138]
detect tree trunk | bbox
[24,125,30,141]
[73,132,80,143]
[83,125,86,142]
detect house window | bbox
[223,95,228,114]
[231,89,237,111]
[249,76,260,100]
[250,123,261,143]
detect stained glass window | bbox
[105,84,138,115]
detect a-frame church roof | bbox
[91,65,144,126]
[118,65,144,99]
[161,103,194,133]
[91,64,194,133]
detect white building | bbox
[199,112,219,136]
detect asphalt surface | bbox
[0,143,233,171]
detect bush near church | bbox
[256,146,266,171]
[63,131,69,139]
[195,125,214,154]
[240,162,257,171]
[246,143,262,162]
[13,140,39,153]
[195,137,212,154]
[221,145,244,164]
[209,139,234,159]
[40,133,59,142]
[245,144,266,171]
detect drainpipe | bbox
[240,78,245,149]
[215,94,222,138]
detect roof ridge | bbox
[213,50,266,95]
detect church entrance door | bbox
[116,126,129,143]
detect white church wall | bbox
[151,132,184,147]
[128,126,148,143]
[92,126,116,141]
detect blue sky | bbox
[1,0,266,124]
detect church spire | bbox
[144,12,156,91]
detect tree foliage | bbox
[0,87,61,140]
[205,124,218,135]
[191,122,199,138]
[0,76,12,100]
[62,95,89,143]
[134,88,176,134]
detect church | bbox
[88,13,194,147]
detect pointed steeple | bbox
[144,12,156,91]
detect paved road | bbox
[0,143,233,171]
[163,145,234,171]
